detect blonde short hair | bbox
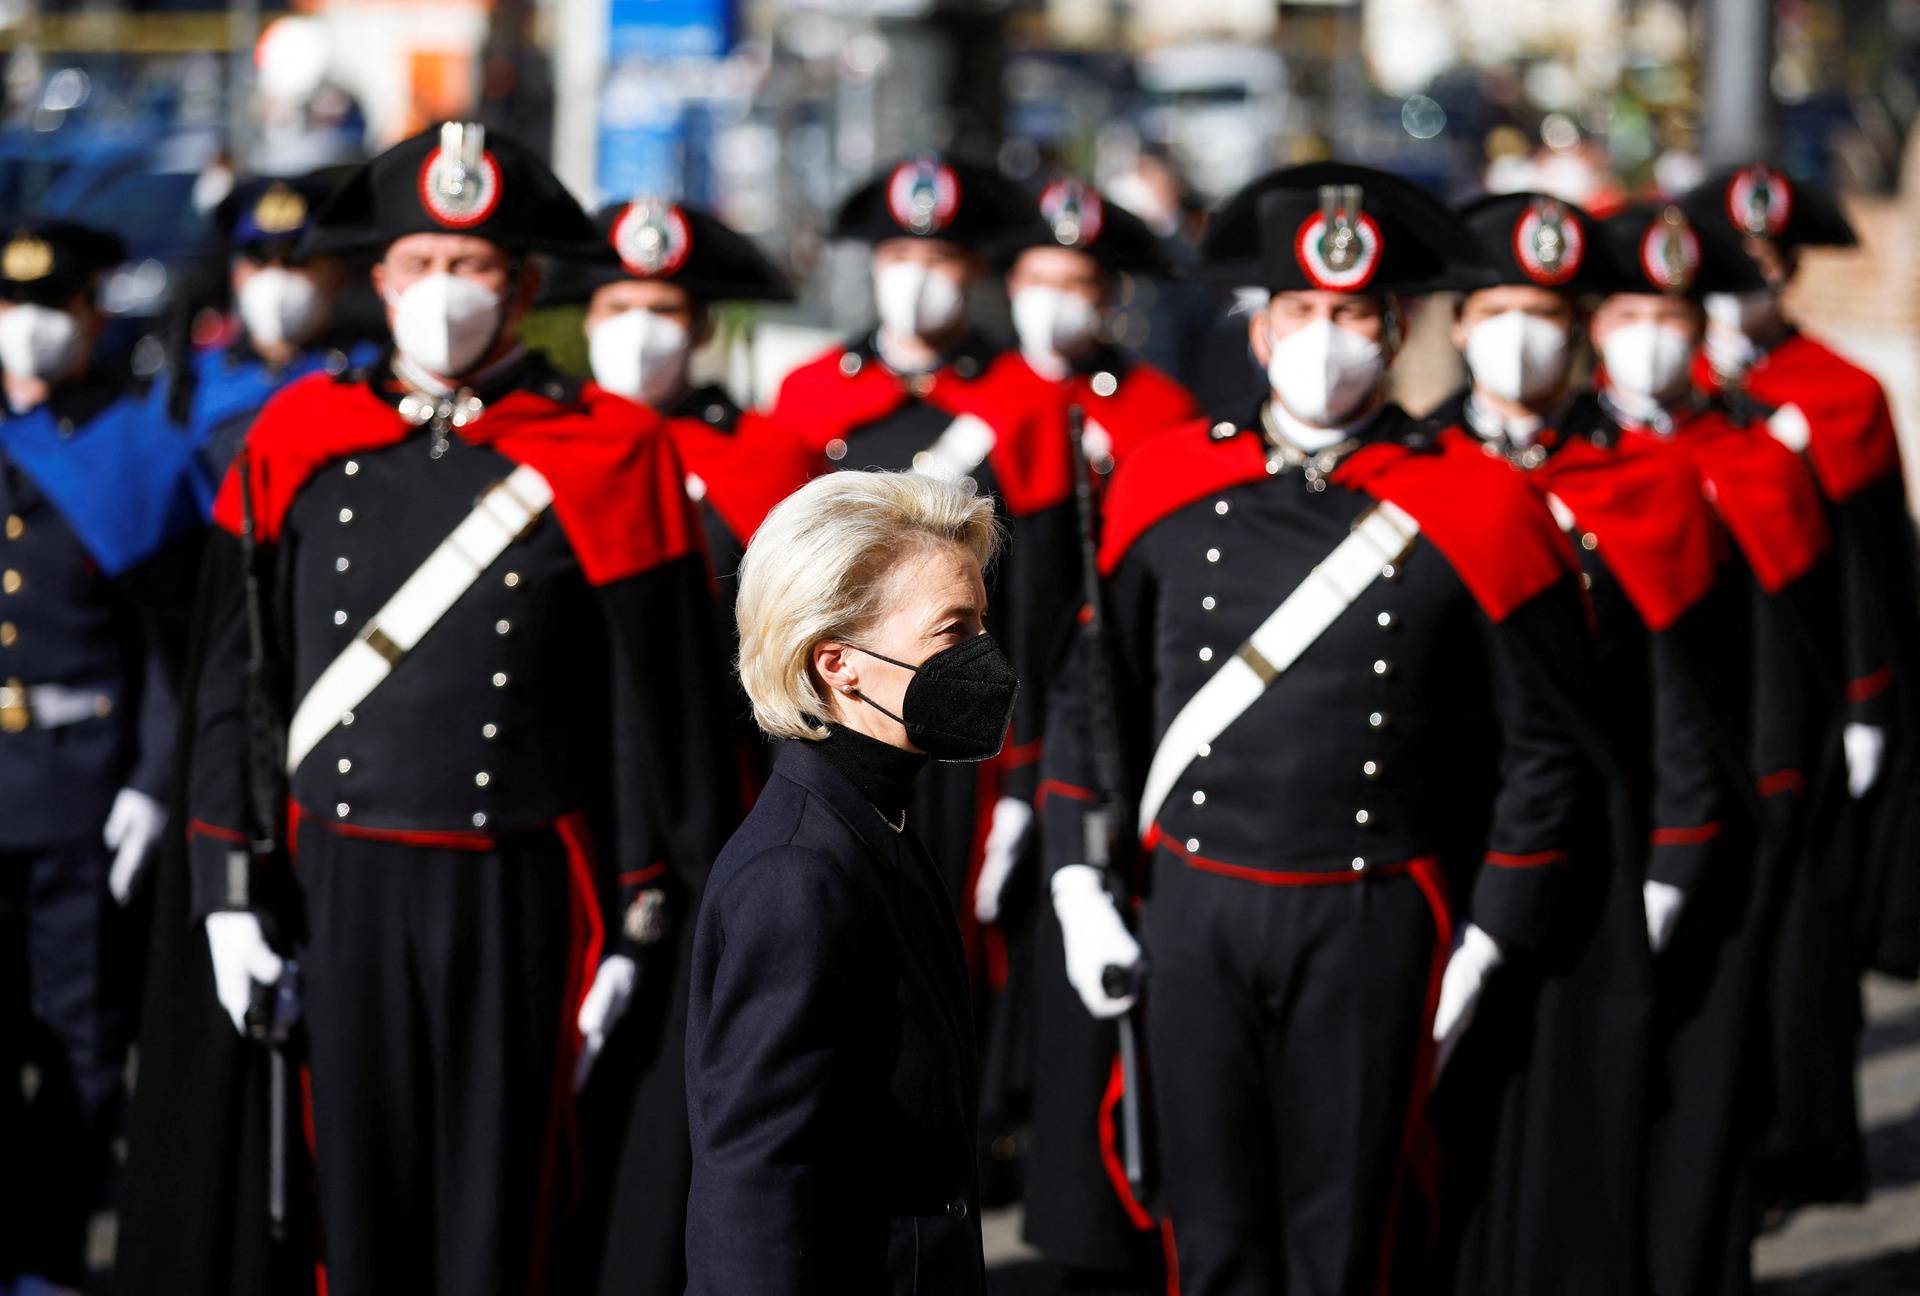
[735,471,1001,741]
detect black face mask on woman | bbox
[851,634,1021,763]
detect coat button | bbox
[1201,595,1216,610]
[1355,808,1372,825]
[1191,789,1207,806]
[4,515,22,540]
[343,459,360,476]
[472,812,489,828]
[1368,711,1388,730]
[335,556,351,573]
[1209,421,1236,441]
[1376,611,1396,629]
[338,507,354,524]
[0,621,14,648]
[1351,856,1368,872]
[1363,759,1381,779]
[1580,532,1599,551]
[1,570,20,595]
[1380,563,1400,581]
[909,374,934,396]
[1372,659,1392,677]
[704,404,726,423]
[503,571,521,588]
[482,722,499,740]
[1197,646,1213,662]
[335,802,350,819]
[337,758,352,774]
[1205,547,1221,564]
[946,1198,969,1221]
[474,771,491,788]
[825,438,848,462]
[1091,371,1118,397]
[495,619,512,636]
[1214,499,1230,516]
[492,672,509,688]
[839,352,863,377]
[332,610,348,626]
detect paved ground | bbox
[1756,974,1920,1294]
[984,973,1920,1294]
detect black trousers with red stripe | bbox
[1139,852,1441,1296]
[295,819,586,1296]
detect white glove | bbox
[1431,923,1504,1083]
[1052,864,1143,1020]
[104,786,166,906]
[204,911,298,1038]
[1644,879,1686,953]
[973,796,1035,924]
[1844,722,1886,799]
[574,953,638,1090]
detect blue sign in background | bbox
[607,0,737,61]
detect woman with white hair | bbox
[683,471,1015,1296]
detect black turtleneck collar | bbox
[814,723,927,822]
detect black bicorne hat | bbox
[1678,164,1857,253]
[995,178,1172,277]
[1594,203,1767,300]
[1456,191,1626,295]
[1201,161,1490,295]
[830,154,1034,248]
[297,121,602,260]
[216,165,358,260]
[0,220,126,307]
[544,198,792,306]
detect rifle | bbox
[236,451,296,1240]
[1064,405,1151,1203]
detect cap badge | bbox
[1294,185,1382,291]
[1513,198,1583,286]
[1725,165,1793,239]
[886,158,961,236]
[1640,206,1701,294]
[2,233,52,283]
[252,183,309,236]
[611,200,692,278]
[1040,179,1103,248]
[418,121,503,230]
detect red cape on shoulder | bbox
[658,404,817,546]
[1436,426,1727,632]
[976,352,1199,518]
[1695,333,1901,502]
[1099,414,1577,623]
[212,372,702,587]
[1618,410,1830,594]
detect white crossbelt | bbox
[285,463,554,775]
[1135,500,1421,835]
[911,413,998,481]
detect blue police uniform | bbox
[0,374,204,1285]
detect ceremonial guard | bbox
[765,155,1045,978]
[0,222,204,1291]
[1683,165,1920,982]
[571,196,810,669]
[559,196,806,1295]
[157,167,381,484]
[1586,202,1844,1294]
[972,177,1200,1282]
[1039,163,1595,1293]
[1428,191,1729,1295]
[178,123,736,1294]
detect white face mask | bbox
[588,309,692,408]
[1600,320,1695,405]
[1011,286,1101,375]
[873,261,967,342]
[1265,317,1387,428]
[0,304,85,385]
[1701,288,1777,378]
[1703,288,1778,339]
[385,272,506,378]
[1465,310,1573,407]
[238,267,324,350]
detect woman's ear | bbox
[812,641,860,699]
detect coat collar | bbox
[770,737,908,866]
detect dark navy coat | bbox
[685,738,984,1296]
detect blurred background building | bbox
[0,0,1915,454]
